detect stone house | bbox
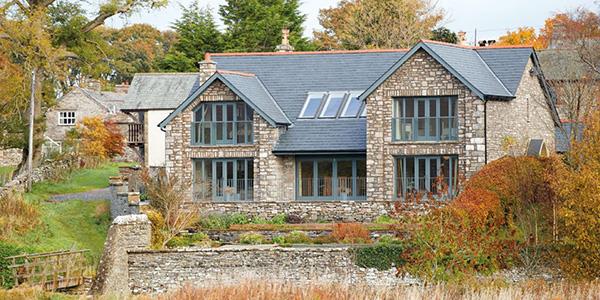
[129,40,559,219]
[44,83,133,155]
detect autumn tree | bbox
[159,2,223,72]
[0,0,167,173]
[219,0,314,52]
[314,0,444,50]
[496,27,541,48]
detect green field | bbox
[6,163,125,261]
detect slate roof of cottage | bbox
[122,73,200,110]
[136,41,549,154]
[80,88,127,110]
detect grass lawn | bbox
[0,165,16,185]
[8,162,127,261]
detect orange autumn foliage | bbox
[77,116,124,161]
[331,223,371,244]
[103,120,125,158]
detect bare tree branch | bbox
[81,3,134,34]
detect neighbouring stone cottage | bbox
[124,39,559,221]
[44,81,137,160]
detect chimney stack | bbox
[457,31,467,46]
[275,28,294,52]
[549,23,567,49]
[199,53,217,84]
[114,82,129,94]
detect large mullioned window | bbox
[392,97,458,142]
[297,157,366,200]
[192,102,253,145]
[193,158,254,201]
[395,155,458,200]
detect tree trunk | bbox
[15,68,45,176]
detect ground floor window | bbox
[395,155,458,200]
[297,156,366,200]
[193,158,254,201]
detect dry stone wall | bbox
[127,246,417,295]
[0,148,22,166]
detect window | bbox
[341,94,363,117]
[392,97,458,141]
[320,94,345,118]
[299,95,324,118]
[58,111,76,125]
[297,157,366,200]
[192,102,253,145]
[193,158,254,201]
[395,156,458,200]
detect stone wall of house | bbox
[0,148,22,166]
[486,58,556,160]
[164,79,294,202]
[45,88,108,143]
[128,246,416,294]
[365,49,486,201]
[193,200,443,222]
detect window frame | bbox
[319,92,346,118]
[299,93,326,119]
[394,155,458,201]
[295,156,367,201]
[58,111,76,126]
[340,92,364,118]
[191,102,253,146]
[193,158,254,202]
[392,96,458,142]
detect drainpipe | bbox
[484,100,488,164]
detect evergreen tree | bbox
[430,27,458,44]
[219,0,314,52]
[160,2,223,72]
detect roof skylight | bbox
[299,91,365,119]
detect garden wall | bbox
[0,148,21,166]
[93,214,417,296]
[195,200,442,223]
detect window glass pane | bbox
[406,158,415,195]
[356,160,366,197]
[237,122,246,143]
[227,122,234,140]
[450,97,457,117]
[216,105,223,121]
[337,161,353,196]
[204,105,212,121]
[195,108,202,121]
[342,96,362,117]
[321,95,344,117]
[301,97,322,118]
[299,161,314,197]
[396,158,404,198]
[317,161,333,197]
[216,122,223,141]
[226,104,234,122]
[203,123,211,144]
[405,99,414,118]
[236,103,246,121]
[429,159,438,194]
[441,98,449,117]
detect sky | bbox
[102,0,598,44]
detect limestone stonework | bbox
[486,58,556,160]
[365,50,486,201]
[164,80,294,202]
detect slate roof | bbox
[159,71,290,127]
[555,123,584,153]
[273,119,366,153]
[80,88,127,110]
[475,47,533,94]
[211,50,407,121]
[122,73,200,110]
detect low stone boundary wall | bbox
[204,229,396,243]
[0,158,74,197]
[195,200,442,222]
[0,148,22,166]
[128,245,412,294]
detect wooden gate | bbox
[4,249,89,291]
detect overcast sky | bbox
[102,0,598,44]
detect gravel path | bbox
[50,187,112,201]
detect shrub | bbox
[351,244,405,271]
[198,213,250,230]
[331,223,371,244]
[0,191,39,239]
[239,232,266,245]
[374,215,398,224]
[270,213,287,225]
[142,168,199,249]
[166,233,211,248]
[0,241,25,288]
[377,234,402,245]
[271,236,285,245]
[283,231,312,244]
[103,120,125,158]
[552,111,600,279]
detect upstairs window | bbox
[58,111,76,125]
[192,102,253,145]
[392,97,458,142]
